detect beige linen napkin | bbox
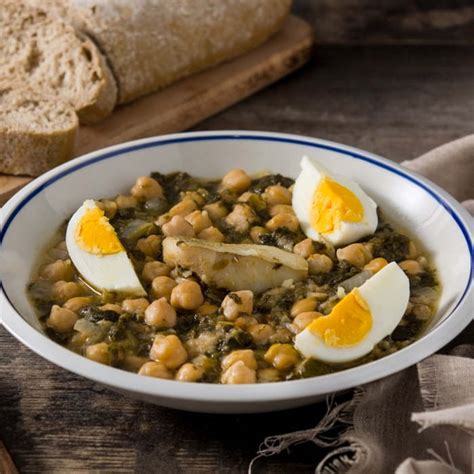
[250,135,474,474]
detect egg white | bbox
[292,156,378,247]
[295,262,409,363]
[66,200,146,296]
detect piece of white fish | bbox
[162,237,308,293]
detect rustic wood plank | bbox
[196,45,474,161]
[0,176,30,206]
[0,15,313,206]
[1,45,473,474]
[293,0,474,45]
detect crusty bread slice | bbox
[0,88,78,176]
[26,0,292,105]
[0,0,117,124]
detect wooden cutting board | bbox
[0,15,313,206]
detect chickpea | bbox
[185,210,212,234]
[196,303,219,316]
[412,304,432,320]
[169,198,197,217]
[264,343,299,370]
[221,360,256,384]
[48,242,68,260]
[63,296,94,313]
[221,349,257,371]
[46,305,78,332]
[122,355,149,372]
[155,214,171,227]
[270,327,292,344]
[151,276,177,300]
[291,297,317,317]
[170,280,204,310]
[40,259,74,282]
[293,311,322,332]
[257,368,281,383]
[150,334,188,369]
[144,297,177,328]
[52,281,84,304]
[176,363,204,382]
[336,243,372,268]
[182,191,206,207]
[221,290,254,321]
[198,226,225,242]
[115,194,138,209]
[236,191,255,203]
[234,315,258,329]
[161,215,195,238]
[399,260,423,275]
[99,303,122,313]
[224,204,256,233]
[138,361,173,379]
[250,226,267,243]
[122,298,150,315]
[97,199,117,219]
[308,254,334,274]
[221,168,251,194]
[263,185,292,206]
[136,235,161,258]
[269,204,295,217]
[417,256,428,268]
[248,323,274,345]
[142,261,171,283]
[203,201,228,221]
[86,342,111,365]
[265,213,299,232]
[364,257,388,273]
[131,176,163,200]
[293,238,314,258]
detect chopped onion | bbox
[339,270,373,292]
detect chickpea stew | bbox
[28,165,439,384]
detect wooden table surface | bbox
[1,45,473,473]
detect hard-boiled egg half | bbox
[295,262,409,363]
[292,156,378,247]
[66,200,146,296]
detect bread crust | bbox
[26,0,292,104]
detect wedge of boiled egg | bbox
[295,262,409,363]
[66,199,146,296]
[292,156,378,247]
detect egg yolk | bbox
[307,289,372,347]
[75,206,124,255]
[311,177,364,234]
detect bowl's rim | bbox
[1,130,473,405]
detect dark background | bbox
[1,2,473,472]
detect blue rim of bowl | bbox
[1,132,472,325]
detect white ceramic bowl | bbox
[1,131,472,413]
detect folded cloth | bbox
[250,135,474,474]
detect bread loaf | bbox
[26,0,292,104]
[0,0,117,124]
[0,88,78,176]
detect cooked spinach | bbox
[218,327,253,352]
[151,172,199,204]
[250,174,294,194]
[79,306,120,323]
[258,227,300,251]
[369,224,410,262]
[312,261,359,286]
[409,271,437,289]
